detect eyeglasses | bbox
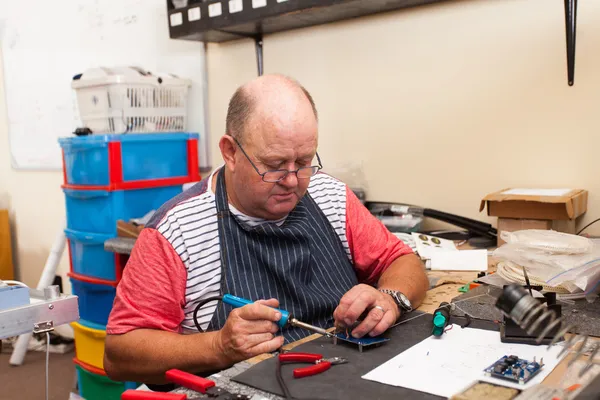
[231,136,323,183]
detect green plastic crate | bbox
[74,359,138,400]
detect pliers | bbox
[278,352,348,378]
[121,369,251,400]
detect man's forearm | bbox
[377,254,429,309]
[104,329,229,384]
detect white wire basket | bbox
[72,66,191,134]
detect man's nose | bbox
[279,171,299,188]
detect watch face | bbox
[397,292,412,310]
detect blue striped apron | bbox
[207,170,358,343]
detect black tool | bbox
[495,284,563,345]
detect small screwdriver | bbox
[222,294,334,338]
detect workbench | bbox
[104,238,599,399]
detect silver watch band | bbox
[379,288,413,312]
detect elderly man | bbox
[104,74,428,384]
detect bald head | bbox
[226,74,318,144]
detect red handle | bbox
[279,353,323,363]
[165,369,215,394]
[293,361,331,378]
[121,390,187,400]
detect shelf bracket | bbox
[255,35,264,76]
[564,0,577,86]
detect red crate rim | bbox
[73,357,107,376]
[61,175,199,192]
[68,272,119,288]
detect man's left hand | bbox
[333,284,400,338]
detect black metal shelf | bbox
[167,0,579,85]
[168,0,450,43]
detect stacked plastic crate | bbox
[61,67,199,400]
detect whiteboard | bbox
[0,0,210,170]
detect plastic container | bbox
[71,319,108,369]
[63,184,183,234]
[59,132,200,189]
[66,229,121,282]
[74,358,138,400]
[70,274,117,326]
[72,66,191,134]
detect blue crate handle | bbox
[63,188,109,200]
[64,229,113,244]
[222,294,290,329]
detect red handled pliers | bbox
[278,352,348,379]
[121,369,251,399]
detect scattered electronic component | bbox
[484,355,544,384]
[513,384,565,400]
[332,332,389,352]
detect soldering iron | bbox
[192,294,334,338]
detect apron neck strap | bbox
[215,168,230,213]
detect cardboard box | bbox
[480,189,587,246]
[480,188,588,220]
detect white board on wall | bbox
[0,0,210,170]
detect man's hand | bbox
[333,284,400,338]
[213,298,285,365]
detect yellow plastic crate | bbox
[71,320,106,369]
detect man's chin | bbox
[266,199,299,219]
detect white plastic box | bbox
[72,66,191,134]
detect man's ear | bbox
[219,135,237,171]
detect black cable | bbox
[193,296,223,331]
[276,355,294,400]
[577,217,600,235]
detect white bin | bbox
[72,66,191,134]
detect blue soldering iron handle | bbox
[222,294,289,328]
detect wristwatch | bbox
[379,289,413,313]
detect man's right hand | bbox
[212,298,285,364]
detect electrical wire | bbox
[391,292,489,328]
[192,296,223,332]
[276,355,294,400]
[577,217,600,235]
[46,332,50,400]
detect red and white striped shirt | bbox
[107,170,413,335]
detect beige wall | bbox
[1,0,600,285]
[0,47,70,288]
[206,0,600,230]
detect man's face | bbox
[231,113,318,220]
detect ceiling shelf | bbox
[167,0,450,43]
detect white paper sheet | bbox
[501,188,572,196]
[362,325,564,398]
[430,249,488,271]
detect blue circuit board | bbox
[333,332,390,348]
[484,355,544,384]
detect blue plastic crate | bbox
[65,229,119,282]
[63,184,183,234]
[59,132,199,187]
[70,276,116,326]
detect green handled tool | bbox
[432,302,451,337]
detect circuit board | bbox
[484,355,544,384]
[332,332,389,352]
